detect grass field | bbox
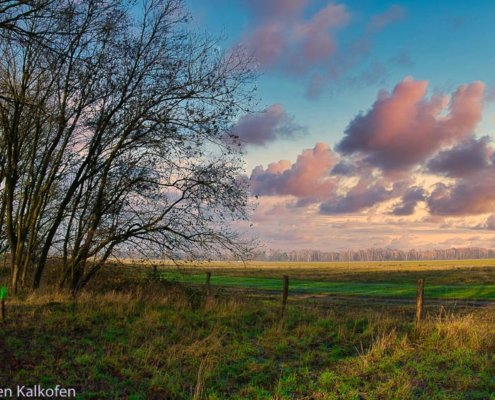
[156,259,495,300]
[157,270,495,300]
[1,260,495,399]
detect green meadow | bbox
[158,269,495,300]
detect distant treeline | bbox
[250,248,495,262]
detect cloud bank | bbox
[249,77,495,244]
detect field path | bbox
[297,293,495,308]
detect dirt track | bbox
[299,293,495,308]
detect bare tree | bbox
[0,1,50,33]
[0,0,256,294]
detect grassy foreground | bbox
[1,262,495,399]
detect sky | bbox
[185,0,495,251]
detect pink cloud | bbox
[265,159,292,174]
[240,1,350,74]
[291,3,350,71]
[250,142,338,201]
[232,104,307,147]
[337,77,485,173]
[243,23,286,66]
[240,3,409,98]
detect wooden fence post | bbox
[205,272,211,298]
[416,278,425,324]
[281,275,289,318]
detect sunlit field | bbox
[151,259,495,300]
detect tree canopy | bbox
[0,0,256,293]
